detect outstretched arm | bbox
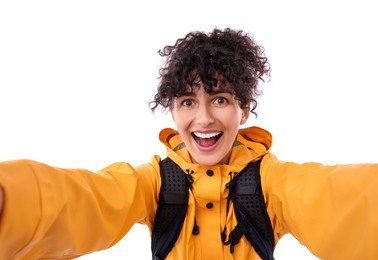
[263,154,378,260]
[0,186,3,219]
[0,159,159,259]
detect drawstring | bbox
[192,218,200,235]
[224,220,248,253]
[185,169,194,186]
[221,171,237,243]
[186,169,199,236]
[222,171,250,254]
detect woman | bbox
[0,28,377,260]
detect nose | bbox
[195,104,214,126]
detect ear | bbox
[170,108,176,122]
[240,108,250,125]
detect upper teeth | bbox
[193,132,221,138]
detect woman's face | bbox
[170,83,249,166]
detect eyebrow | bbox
[179,92,195,97]
[179,89,233,97]
[209,89,233,95]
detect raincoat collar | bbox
[159,126,272,171]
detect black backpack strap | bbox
[225,160,275,260]
[151,157,191,260]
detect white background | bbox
[1,0,377,259]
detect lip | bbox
[191,131,223,152]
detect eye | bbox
[181,99,193,107]
[214,96,228,105]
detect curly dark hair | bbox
[149,28,271,117]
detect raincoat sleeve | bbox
[261,153,378,260]
[0,158,160,259]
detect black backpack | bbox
[151,157,275,260]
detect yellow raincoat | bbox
[0,126,377,259]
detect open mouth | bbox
[192,131,222,148]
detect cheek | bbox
[221,109,243,124]
[171,111,189,130]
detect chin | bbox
[193,156,224,166]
